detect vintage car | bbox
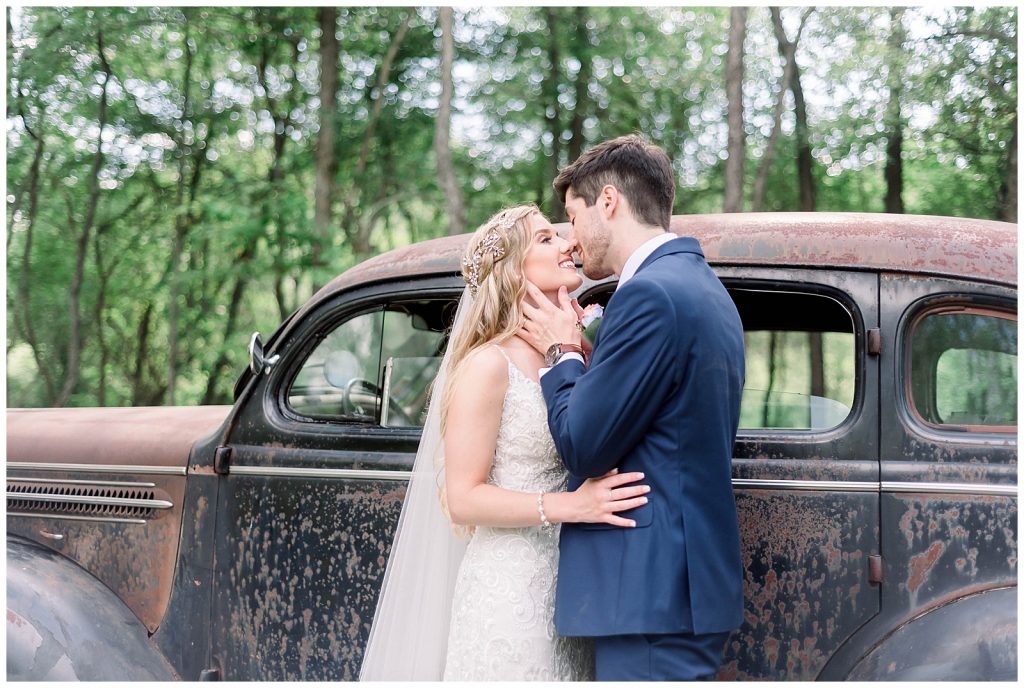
[7,212,1017,681]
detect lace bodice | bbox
[442,348,594,681]
[487,356,566,494]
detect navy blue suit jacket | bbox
[541,237,745,637]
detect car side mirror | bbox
[248,332,280,375]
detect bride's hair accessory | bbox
[461,213,516,294]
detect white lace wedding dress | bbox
[442,348,594,681]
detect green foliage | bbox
[6,6,1017,407]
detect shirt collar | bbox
[616,233,677,290]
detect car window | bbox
[731,289,856,431]
[288,309,385,422]
[378,301,451,427]
[287,299,455,427]
[908,308,1017,430]
[580,285,858,433]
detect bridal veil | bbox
[358,288,473,680]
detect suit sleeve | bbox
[540,280,680,479]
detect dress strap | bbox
[491,344,513,364]
[490,344,540,387]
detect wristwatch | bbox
[544,342,587,366]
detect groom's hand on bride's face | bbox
[520,281,583,354]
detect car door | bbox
[854,273,1017,677]
[209,277,460,680]
[580,265,881,680]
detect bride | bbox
[360,205,649,681]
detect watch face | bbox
[544,343,561,366]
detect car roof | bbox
[320,211,1015,295]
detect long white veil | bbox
[359,288,473,681]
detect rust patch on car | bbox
[907,542,945,593]
[724,490,878,680]
[890,494,1016,611]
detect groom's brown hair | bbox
[553,133,675,230]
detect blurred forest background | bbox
[6,6,1018,407]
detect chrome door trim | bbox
[230,466,414,481]
[7,462,187,476]
[7,477,158,488]
[732,478,878,492]
[881,481,1018,497]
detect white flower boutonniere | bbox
[579,304,603,347]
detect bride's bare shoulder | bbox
[457,344,509,384]
[447,345,509,418]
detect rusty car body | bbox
[6,212,1017,680]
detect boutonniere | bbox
[578,304,604,347]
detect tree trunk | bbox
[1003,119,1017,222]
[568,7,591,166]
[769,8,815,212]
[343,11,412,260]
[754,8,810,211]
[92,192,148,406]
[809,332,824,399]
[263,24,302,316]
[93,231,110,405]
[723,7,747,213]
[543,8,564,220]
[201,271,249,404]
[131,303,153,406]
[13,132,57,404]
[167,15,195,405]
[883,8,906,214]
[313,7,339,275]
[791,66,815,211]
[434,6,465,236]
[763,331,779,427]
[356,13,410,177]
[56,30,111,407]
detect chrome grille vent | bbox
[7,481,172,523]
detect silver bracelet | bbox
[537,493,552,528]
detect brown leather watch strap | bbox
[557,343,587,364]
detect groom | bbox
[521,134,745,681]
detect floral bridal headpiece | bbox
[461,211,517,295]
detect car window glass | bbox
[909,310,1017,429]
[288,309,384,422]
[732,289,855,431]
[287,299,455,427]
[379,302,451,427]
[580,286,857,432]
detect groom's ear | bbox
[598,184,619,219]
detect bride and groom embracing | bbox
[360,134,746,681]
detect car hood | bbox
[6,406,232,468]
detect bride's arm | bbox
[444,346,649,529]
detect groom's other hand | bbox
[520,281,583,355]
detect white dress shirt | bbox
[616,232,677,290]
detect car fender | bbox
[845,586,1017,681]
[7,535,178,680]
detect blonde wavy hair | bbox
[435,204,539,531]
